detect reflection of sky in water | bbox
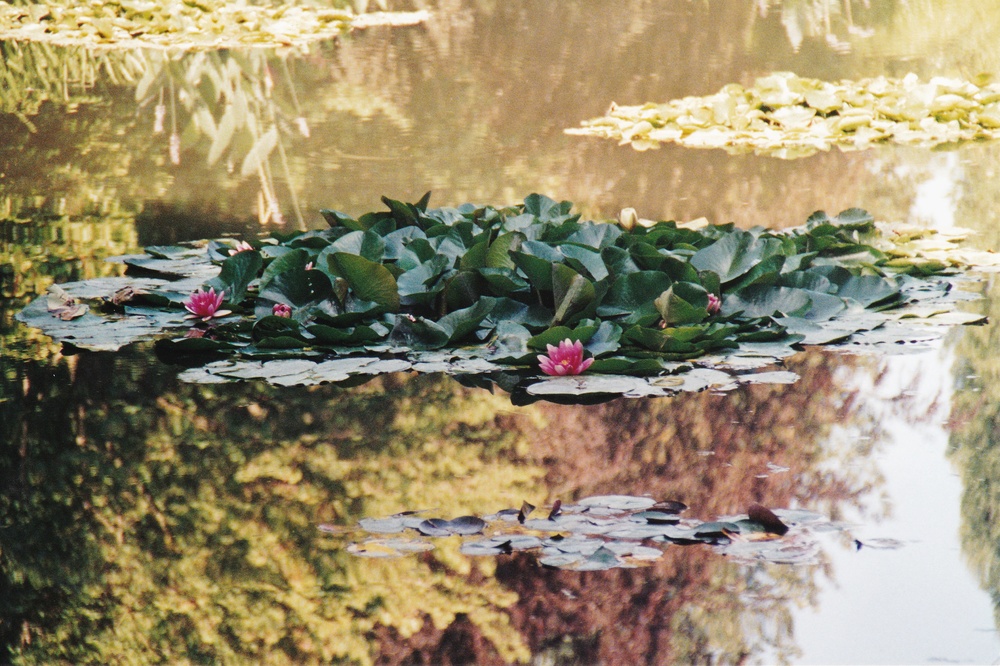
[789,154,1000,664]
[794,351,1000,663]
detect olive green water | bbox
[4,1,1000,663]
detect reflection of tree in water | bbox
[2,341,887,664]
[373,352,885,664]
[0,354,543,664]
[947,281,1000,628]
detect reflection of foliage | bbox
[375,351,882,664]
[0,211,138,362]
[0,40,142,122]
[947,276,1000,626]
[0,356,543,664]
[753,0,885,54]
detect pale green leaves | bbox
[0,3,429,52]
[568,72,1000,158]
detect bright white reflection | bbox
[792,348,1000,664]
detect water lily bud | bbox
[619,207,638,230]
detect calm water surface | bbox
[5,1,1000,663]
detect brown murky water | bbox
[4,1,1000,663]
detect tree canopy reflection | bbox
[2,340,885,663]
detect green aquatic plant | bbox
[15,193,996,396]
[0,1,428,51]
[568,72,1000,159]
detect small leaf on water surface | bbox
[417,516,486,537]
[518,501,535,524]
[547,499,563,520]
[576,495,658,511]
[46,284,88,320]
[347,539,435,558]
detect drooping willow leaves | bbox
[16,193,996,397]
[567,72,1000,159]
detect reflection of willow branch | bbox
[0,41,142,127]
[330,147,398,161]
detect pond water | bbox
[5,1,1000,663]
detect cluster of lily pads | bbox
[16,193,995,399]
[567,72,1000,158]
[321,495,861,570]
[0,1,429,51]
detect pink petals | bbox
[706,293,721,315]
[183,287,230,322]
[538,338,594,376]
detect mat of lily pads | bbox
[319,495,887,570]
[0,1,429,51]
[16,193,999,400]
[567,72,1000,159]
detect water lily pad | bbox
[347,538,435,558]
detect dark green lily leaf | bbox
[255,253,333,320]
[205,250,262,304]
[320,208,364,231]
[599,271,672,322]
[395,238,437,271]
[119,253,217,281]
[478,267,529,295]
[458,240,489,271]
[436,298,497,344]
[397,254,451,303]
[690,230,784,285]
[331,252,400,313]
[442,270,486,311]
[723,285,811,318]
[622,326,699,354]
[523,193,574,223]
[601,245,641,278]
[388,315,452,350]
[584,320,623,357]
[587,356,670,375]
[829,273,901,308]
[485,298,552,330]
[560,244,609,281]
[654,282,710,326]
[551,264,595,325]
[252,314,303,340]
[479,326,530,363]
[325,230,386,263]
[565,222,622,250]
[510,250,555,291]
[527,324,599,350]
[485,232,522,270]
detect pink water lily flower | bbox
[184,287,231,322]
[228,240,254,255]
[538,338,594,376]
[706,293,721,315]
[272,303,292,318]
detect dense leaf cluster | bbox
[127,193,942,374]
